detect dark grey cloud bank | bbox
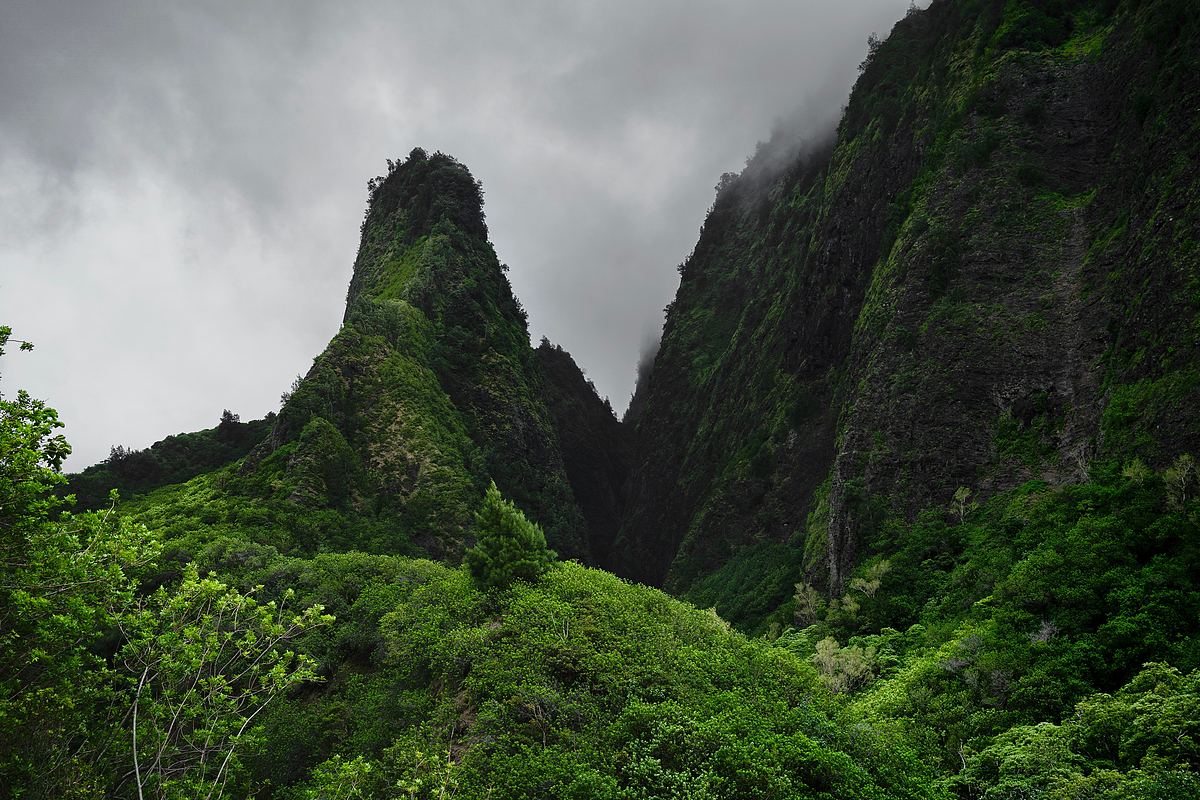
[1,0,916,469]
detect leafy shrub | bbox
[993,1,1073,51]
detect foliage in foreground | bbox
[768,456,1200,798]
[1,324,941,798]
[0,327,330,799]
[950,662,1200,799]
[244,556,941,800]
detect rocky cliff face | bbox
[614,0,1200,609]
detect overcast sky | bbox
[1,0,916,469]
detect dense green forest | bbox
[3,0,1200,797]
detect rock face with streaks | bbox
[613,0,1200,621]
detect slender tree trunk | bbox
[133,665,149,800]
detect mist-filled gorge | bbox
[3,1,1200,798]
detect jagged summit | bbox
[345,148,489,316]
[68,147,630,566]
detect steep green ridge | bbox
[603,0,1200,791]
[59,150,629,567]
[73,150,607,573]
[170,149,590,562]
[617,0,1200,608]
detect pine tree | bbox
[465,482,556,590]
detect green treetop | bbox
[465,482,556,590]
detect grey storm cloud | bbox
[0,0,918,469]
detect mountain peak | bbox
[345,149,489,316]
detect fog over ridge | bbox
[0,0,920,468]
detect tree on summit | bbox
[216,409,241,443]
[465,482,556,591]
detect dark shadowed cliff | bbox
[535,339,630,566]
